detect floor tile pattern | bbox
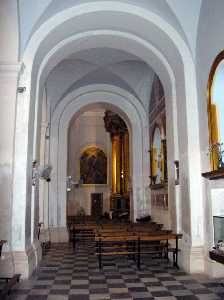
[8,243,224,300]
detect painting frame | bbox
[79,146,108,186]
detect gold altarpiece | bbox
[104,111,130,211]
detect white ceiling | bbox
[19,0,202,57]
[67,47,142,66]
[47,48,154,114]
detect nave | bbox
[7,242,224,300]
[2,0,224,285]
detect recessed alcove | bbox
[204,178,224,277]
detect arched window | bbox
[208,51,224,170]
[151,126,166,184]
[80,147,107,184]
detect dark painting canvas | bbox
[80,147,107,184]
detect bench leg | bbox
[165,239,169,261]
[137,238,141,270]
[133,240,136,261]
[174,236,179,269]
[98,254,102,269]
[126,241,131,259]
[98,240,102,269]
[173,251,175,267]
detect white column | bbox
[0,63,20,277]
[11,65,42,278]
[178,66,205,273]
[0,63,20,237]
[39,122,48,224]
[12,65,31,251]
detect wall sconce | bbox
[17,86,26,93]
[66,176,83,192]
[32,161,52,186]
[32,160,38,186]
[174,160,179,185]
[45,124,50,140]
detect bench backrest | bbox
[95,233,182,242]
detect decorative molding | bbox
[149,99,165,123]
[104,110,127,136]
[0,62,21,78]
[11,241,42,279]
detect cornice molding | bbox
[0,62,21,78]
[104,110,127,135]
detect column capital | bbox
[40,122,49,129]
[104,110,128,137]
[0,62,21,78]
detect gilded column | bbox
[104,111,130,210]
[210,104,219,170]
[111,134,121,194]
[124,131,129,194]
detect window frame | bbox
[207,50,224,170]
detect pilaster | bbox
[0,62,21,246]
[179,232,205,274]
[0,240,42,279]
[49,227,69,243]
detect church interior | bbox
[1,0,224,299]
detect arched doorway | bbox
[48,85,149,241]
[66,107,131,223]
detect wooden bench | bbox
[96,232,167,266]
[0,240,21,298]
[131,223,163,231]
[70,223,98,247]
[69,221,162,236]
[95,233,182,269]
[95,234,138,269]
[137,233,182,268]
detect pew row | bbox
[69,221,164,246]
[95,233,182,269]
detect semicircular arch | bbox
[49,84,149,225]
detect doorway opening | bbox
[66,106,131,223]
[91,193,103,219]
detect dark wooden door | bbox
[91,193,103,219]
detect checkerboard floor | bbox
[9,242,224,300]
